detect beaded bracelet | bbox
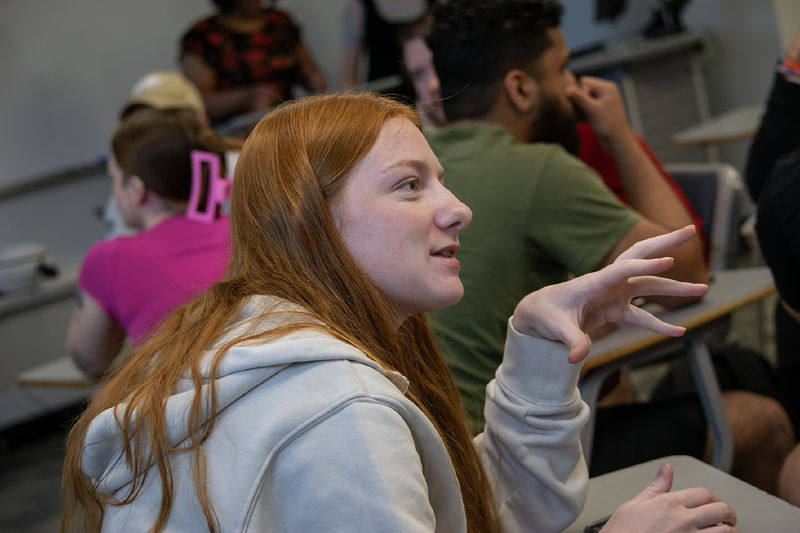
[777,57,800,84]
[784,57,800,71]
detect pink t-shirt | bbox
[78,215,231,345]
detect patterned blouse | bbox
[180,9,304,102]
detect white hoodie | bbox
[82,296,589,532]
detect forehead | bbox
[373,117,426,152]
[353,117,442,175]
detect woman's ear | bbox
[503,68,538,115]
[126,175,148,205]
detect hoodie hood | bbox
[81,295,409,496]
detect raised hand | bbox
[567,75,631,149]
[600,463,738,533]
[511,225,707,363]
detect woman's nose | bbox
[437,188,472,231]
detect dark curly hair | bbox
[428,0,563,120]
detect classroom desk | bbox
[671,104,764,146]
[580,267,775,472]
[9,256,94,390]
[0,255,80,320]
[1,255,91,428]
[565,454,800,532]
[17,356,93,389]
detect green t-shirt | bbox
[426,123,639,431]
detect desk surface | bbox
[585,267,775,372]
[566,455,800,532]
[0,255,80,320]
[17,356,93,389]
[671,104,764,146]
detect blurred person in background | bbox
[180,0,328,125]
[67,109,235,379]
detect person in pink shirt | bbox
[66,108,234,379]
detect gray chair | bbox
[664,162,753,271]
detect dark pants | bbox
[590,395,706,476]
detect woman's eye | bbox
[398,179,419,191]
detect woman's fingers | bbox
[623,304,686,337]
[597,257,676,285]
[627,275,708,300]
[605,466,737,533]
[514,226,707,359]
[670,486,721,507]
[670,487,737,526]
[689,501,738,528]
[616,225,697,261]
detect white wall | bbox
[561,0,655,51]
[683,1,780,113]
[0,0,347,189]
[682,0,781,168]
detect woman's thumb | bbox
[631,463,674,503]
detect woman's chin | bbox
[427,287,465,313]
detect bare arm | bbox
[569,76,707,305]
[65,289,126,379]
[181,54,276,124]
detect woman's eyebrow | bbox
[383,158,444,178]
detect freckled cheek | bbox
[341,219,394,271]
[372,229,420,277]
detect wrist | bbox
[510,311,541,339]
[601,125,637,155]
[499,319,581,403]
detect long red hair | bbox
[61,93,500,532]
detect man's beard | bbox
[530,95,581,155]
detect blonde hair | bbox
[61,93,500,533]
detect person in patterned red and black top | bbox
[180,0,328,125]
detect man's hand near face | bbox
[567,75,632,151]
